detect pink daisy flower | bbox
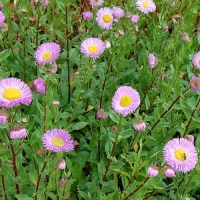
[10,127,28,140]
[42,129,74,152]
[34,42,61,65]
[133,120,146,131]
[32,78,46,94]
[0,11,5,26]
[147,165,159,176]
[130,15,140,23]
[136,0,156,14]
[89,0,104,7]
[80,38,105,58]
[148,53,158,68]
[112,86,140,117]
[163,138,198,173]
[96,7,113,29]
[190,77,200,91]
[192,51,200,70]
[0,78,32,108]
[112,6,124,19]
[82,12,93,20]
[165,166,175,178]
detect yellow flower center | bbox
[175,149,187,161]
[142,1,150,7]
[198,60,200,65]
[88,45,98,53]
[103,14,112,23]
[42,51,52,61]
[3,88,21,100]
[52,138,65,147]
[120,95,132,107]
[193,81,199,87]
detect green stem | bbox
[99,53,113,109]
[124,177,150,200]
[147,87,189,135]
[184,96,200,136]
[0,162,8,200]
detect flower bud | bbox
[22,118,28,123]
[148,165,159,177]
[57,159,66,170]
[133,120,146,131]
[104,40,111,49]
[164,166,175,178]
[184,135,194,143]
[59,179,68,187]
[111,126,118,133]
[96,109,108,120]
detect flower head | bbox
[89,0,104,7]
[32,78,46,94]
[96,109,108,120]
[192,51,200,70]
[82,12,93,20]
[136,0,156,14]
[10,127,28,140]
[0,78,32,108]
[163,138,198,173]
[112,86,140,117]
[112,6,124,19]
[42,129,74,152]
[34,42,61,65]
[80,37,105,58]
[190,77,200,91]
[96,7,113,29]
[130,15,140,23]
[148,53,158,68]
[0,110,7,124]
[165,166,175,178]
[0,11,5,26]
[133,120,146,131]
[147,165,159,176]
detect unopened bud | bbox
[59,179,68,187]
[133,120,146,131]
[104,40,111,49]
[37,149,45,156]
[96,109,108,120]
[53,101,60,106]
[111,126,118,133]
[22,117,28,123]
[57,159,66,170]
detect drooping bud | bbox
[57,159,66,170]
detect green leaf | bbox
[0,49,11,62]
[108,109,119,123]
[71,122,88,131]
[15,194,33,200]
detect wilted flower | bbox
[184,135,194,143]
[0,23,8,32]
[96,7,113,29]
[0,11,5,26]
[133,120,146,131]
[192,51,200,70]
[112,86,140,117]
[190,77,200,91]
[80,38,105,58]
[96,109,108,120]
[0,77,32,108]
[42,129,74,152]
[147,165,159,176]
[136,0,156,14]
[34,42,61,65]
[10,127,28,140]
[89,0,104,7]
[130,15,140,23]
[32,78,46,94]
[112,6,124,19]
[163,138,198,173]
[148,53,158,68]
[82,12,93,20]
[165,166,175,178]
[57,159,66,170]
[104,40,111,48]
